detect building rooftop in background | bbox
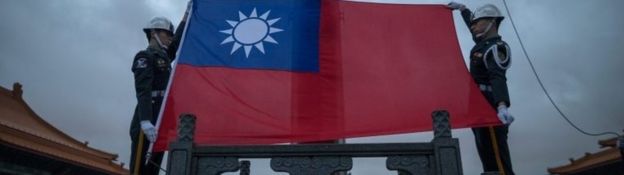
[548,136,623,174]
[0,82,128,175]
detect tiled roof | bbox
[547,137,621,174]
[0,83,128,175]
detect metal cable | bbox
[501,0,620,138]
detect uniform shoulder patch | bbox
[473,52,483,58]
[135,57,148,69]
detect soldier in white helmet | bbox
[129,3,191,174]
[448,2,515,175]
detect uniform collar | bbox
[147,45,167,56]
[481,35,501,44]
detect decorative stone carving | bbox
[178,114,196,142]
[432,110,451,139]
[387,156,430,175]
[271,156,352,175]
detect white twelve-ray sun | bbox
[220,8,283,58]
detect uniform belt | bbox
[479,84,492,92]
[151,90,166,97]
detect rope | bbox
[147,156,168,173]
[134,132,167,174]
[501,0,620,139]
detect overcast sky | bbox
[1,0,623,174]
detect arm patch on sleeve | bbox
[135,57,148,69]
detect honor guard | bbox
[448,2,516,175]
[129,11,187,175]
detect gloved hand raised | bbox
[140,120,157,143]
[447,2,466,11]
[497,105,514,125]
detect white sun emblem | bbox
[220,8,283,58]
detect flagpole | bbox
[488,127,506,175]
[133,132,145,175]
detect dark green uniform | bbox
[129,20,185,175]
[461,8,515,175]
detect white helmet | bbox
[143,17,174,49]
[472,4,504,24]
[143,17,174,36]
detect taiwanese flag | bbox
[154,0,499,151]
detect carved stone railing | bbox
[167,110,463,175]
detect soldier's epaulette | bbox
[134,50,153,60]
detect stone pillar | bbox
[167,114,196,175]
[431,110,463,175]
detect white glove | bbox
[140,120,157,143]
[497,105,514,125]
[447,2,466,11]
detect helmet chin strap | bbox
[476,20,495,39]
[151,29,169,51]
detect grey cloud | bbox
[1,0,622,174]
